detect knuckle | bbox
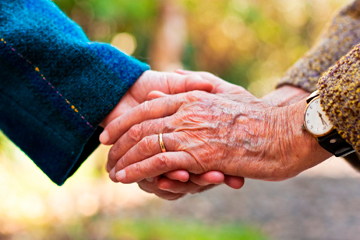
[128,124,143,143]
[185,90,209,102]
[139,136,155,155]
[132,162,142,175]
[185,91,200,101]
[162,119,176,134]
[113,118,123,133]
[142,100,152,113]
[131,161,151,180]
[156,155,172,172]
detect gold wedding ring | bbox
[158,133,167,153]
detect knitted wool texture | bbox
[318,46,360,152]
[277,0,360,152]
[0,0,149,185]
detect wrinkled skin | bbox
[100,70,244,200]
[101,71,332,184]
[138,71,310,197]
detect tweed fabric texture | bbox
[278,0,360,92]
[0,0,149,185]
[318,45,360,152]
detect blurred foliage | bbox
[54,0,345,96]
[0,0,348,239]
[0,217,268,240]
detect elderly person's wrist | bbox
[279,100,333,178]
[239,100,332,181]
[259,85,332,179]
[262,85,310,107]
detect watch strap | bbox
[343,152,360,171]
[318,130,356,157]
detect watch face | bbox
[304,97,333,136]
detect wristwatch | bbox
[302,90,355,157]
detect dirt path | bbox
[124,158,360,240]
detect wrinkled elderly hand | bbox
[144,71,310,196]
[100,70,243,200]
[135,70,249,198]
[101,72,332,184]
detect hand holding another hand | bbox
[100,70,244,200]
[101,71,332,187]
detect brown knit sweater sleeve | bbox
[317,46,360,152]
[277,0,360,92]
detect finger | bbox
[100,93,184,145]
[164,170,190,182]
[109,167,119,182]
[137,179,185,201]
[224,176,245,189]
[189,171,225,186]
[106,119,168,171]
[166,73,214,94]
[107,116,177,170]
[129,71,213,103]
[106,162,112,173]
[115,151,202,184]
[175,69,244,94]
[111,132,178,173]
[176,71,258,106]
[158,178,215,194]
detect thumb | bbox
[147,90,168,100]
[175,69,240,94]
[183,74,214,93]
[167,73,214,94]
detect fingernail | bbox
[146,178,154,183]
[116,170,126,182]
[100,130,109,144]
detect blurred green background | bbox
[0,0,347,239]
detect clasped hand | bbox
[100,70,331,200]
[99,70,244,200]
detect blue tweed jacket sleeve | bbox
[0,0,150,185]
